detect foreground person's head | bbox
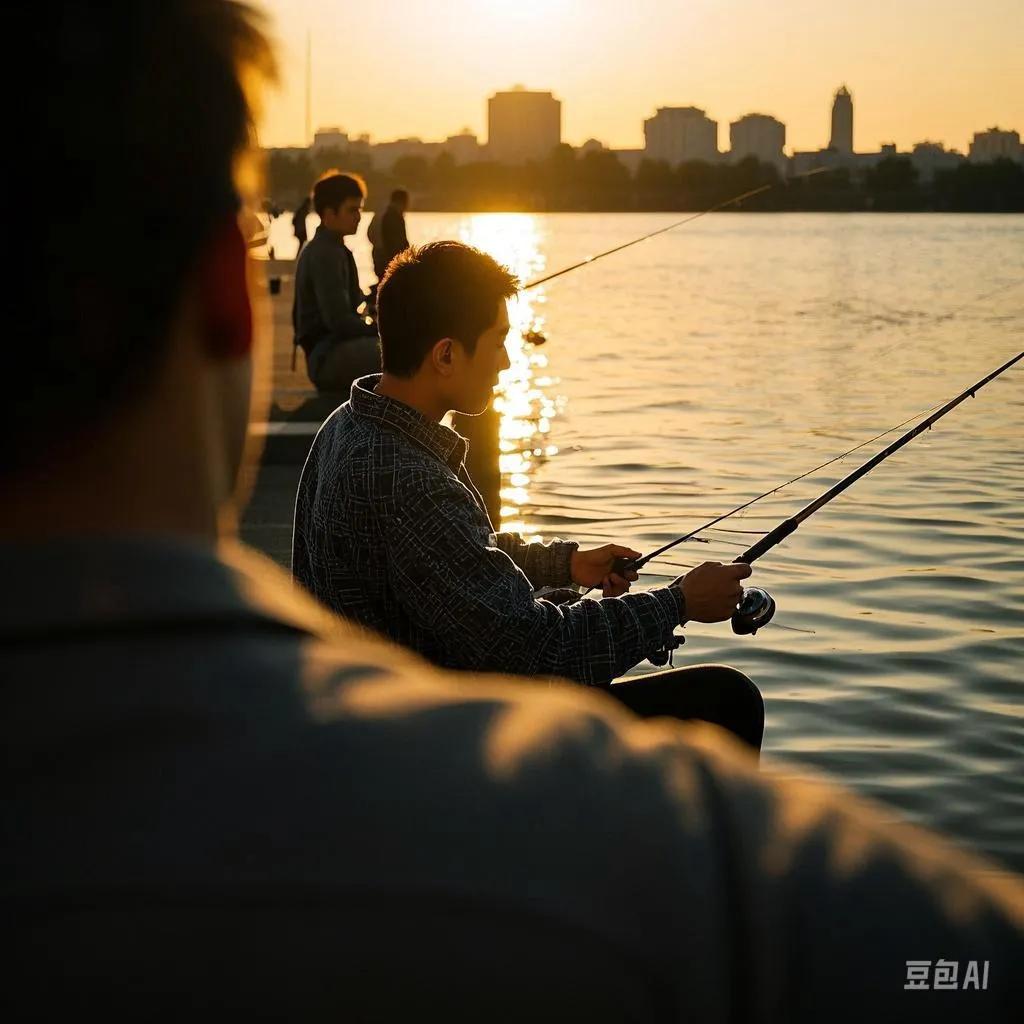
[376,241,519,415]
[4,1,274,542]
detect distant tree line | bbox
[267,144,1024,213]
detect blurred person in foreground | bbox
[1,2,1020,1020]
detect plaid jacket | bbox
[292,375,684,685]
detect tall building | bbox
[643,107,719,164]
[729,113,786,170]
[487,87,561,163]
[969,127,1022,163]
[829,85,853,154]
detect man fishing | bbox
[293,241,763,745]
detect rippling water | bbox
[272,211,1024,870]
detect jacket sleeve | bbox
[309,245,375,338]
[493,532,577,589]
[381,475,682,685]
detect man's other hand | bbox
[571,544,641,597]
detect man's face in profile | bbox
[320,197,362,237]
[337,197,362,236]
[453,299,511,415]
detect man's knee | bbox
[700,665,764,749]
[709,664,762,713]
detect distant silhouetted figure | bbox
[292,195,311,257]
[369,188,411,280]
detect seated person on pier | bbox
[292,241,762,748]
[293,171,379,393]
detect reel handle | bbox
[731,587,776,635]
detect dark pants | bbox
[608,665,764,754]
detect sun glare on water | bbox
[458,213,561,539]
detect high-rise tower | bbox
[830,85,853,154]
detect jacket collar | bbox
[312,223,345,246]
[349,374,467,472]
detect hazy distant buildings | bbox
[729,113,786,171]
[644,106,719,164]
[487,87,561,163]
[830,85,853,154]
[612,148,645,173]
[370,137,439,167]
[910,142,965,180]
[311,127,351,155]
[969,127,1022,163]
[443,129,482,164]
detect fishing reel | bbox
[612,557,776,637]
[731,587,776,635]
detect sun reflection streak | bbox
[458,214,561,540]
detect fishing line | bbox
[722,351,1022,633]
[583,397,948,598]
[870,277,1024,362]
[521,168,832,291]
[624,397,949,570]
[607,350,1021,636]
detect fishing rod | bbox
[521,168,831,293]
[612,350,1023,636]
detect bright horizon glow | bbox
[254,0,1023,155]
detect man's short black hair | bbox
[390,189,409,204]
[376,242,519,378]
[313,172,367,217]
[8,0,274,476]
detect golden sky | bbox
[255,0,1023,155]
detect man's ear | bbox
[197,217,253,360]
[431,337,455,376]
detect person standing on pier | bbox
[291,194,311,256]
[369,187,412,281]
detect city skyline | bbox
[286,87,1020,172]
[254,0,1023,155]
